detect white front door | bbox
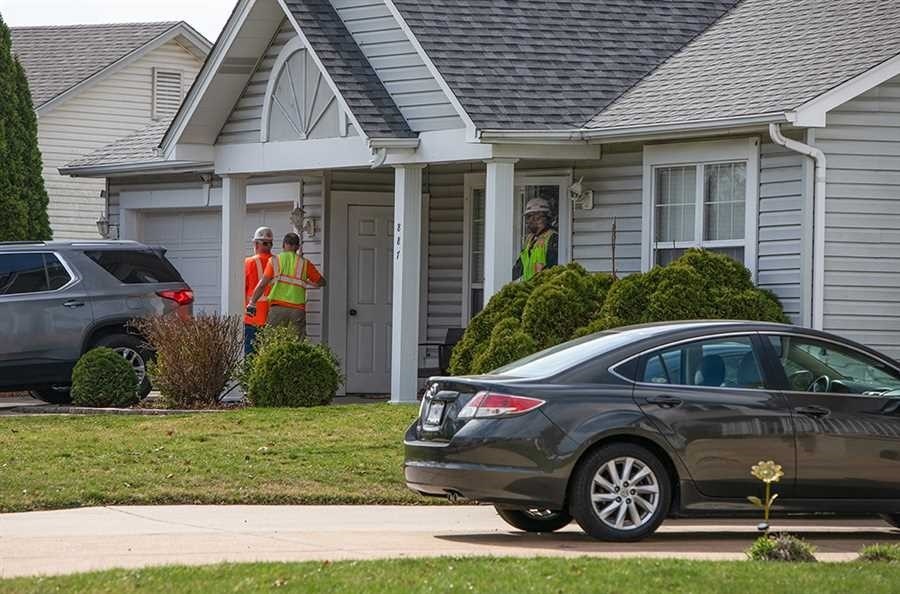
[346,205,394,393]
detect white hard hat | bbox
[524,198,552,215]
[253,226,274,242]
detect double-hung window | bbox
[643,138,759,274]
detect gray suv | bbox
[0,241,194,403]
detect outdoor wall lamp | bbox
[291,206,320,240]
[95,212,119,239]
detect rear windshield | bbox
[490,327,662,379]
[85,250,183,284]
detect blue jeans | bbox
[244,324,259,355]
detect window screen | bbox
[85,250,183,284]
[0,253,71,295]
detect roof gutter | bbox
[477,112,788,144]
[768,122,826,330]
[59,160,214,179]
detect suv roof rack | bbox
[0,241,47,246]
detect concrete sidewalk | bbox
[1,506,897,578]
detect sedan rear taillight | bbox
[157,289,194,306]
[458,391,545,419]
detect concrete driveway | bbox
[1,506,897,578]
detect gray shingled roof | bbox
[588,0,900,130]
[10,22,181,108]
[284,0,415,138]
[392,0,740,130]
[64,120,171,169]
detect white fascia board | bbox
[491,143,601,160]
[171,143,216,163]
[161,0,258,156]
[214,128,490,174]
[382,0,478,139]
[787,51,900,128]
[276,0,369,140]
[120,180,301,211]
[37,23,209,116]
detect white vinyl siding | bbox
[328,0,463,132]
[818,74,900,358]
[37,39,203,239]
[219,20,295,145]
[757,140,806,324]
[152,68,183,120]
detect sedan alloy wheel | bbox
[591,457,660,531]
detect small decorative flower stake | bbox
[748,460,784,532]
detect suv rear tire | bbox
[495,507,572,533]
[31,387,72,405]
[569,443,671,542]
[93,334,153,399]
[882,514,900,529]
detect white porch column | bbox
[484,158,518,299]
[221,174,248,315]
[391,164,425,404]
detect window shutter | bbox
[152,68,183,120]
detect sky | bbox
[1,0,233,42]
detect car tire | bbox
[93,334,153,399]
[495,507,572,533]
[881,514,900,529]
[31,387,72,405]
[569,443,671,542]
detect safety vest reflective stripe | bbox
[519,229,556,281]
[269,251,309,306]
[252,256,268,302]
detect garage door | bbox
[141,205,295,313]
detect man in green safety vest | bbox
[513,198,559,281]
[246,232,326,339]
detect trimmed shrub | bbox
[450,249,790,375]
[71,347,138,408]
[857,544,900,563]
[135,314,243,409]
[470,317,537,374]
[243,326,342,407]
[746,533,817,562]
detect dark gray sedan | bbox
[405,321,900,541]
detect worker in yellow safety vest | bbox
[513,198,559,281]
[246,232,326,339]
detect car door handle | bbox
[795,405,830,418]
[63,300,86,308]
[646,395,683,408]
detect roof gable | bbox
[588,0,900,131]
[392,0,740,131]
[10,22,210,110]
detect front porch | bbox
[215,156,607,403]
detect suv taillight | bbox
[157,289,194,306]
[458,391,545,419]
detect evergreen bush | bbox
[449,249,790,375]
[0,15,51,241]
[70,348,138,408]
[244,326,342,407]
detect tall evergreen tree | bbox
[0,12,51,241]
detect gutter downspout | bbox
[768,123,826,330]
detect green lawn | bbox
[0,405,425,512]
[2,558,899,594]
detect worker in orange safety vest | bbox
[244,227,274,354]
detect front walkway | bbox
[1,506,896,577]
